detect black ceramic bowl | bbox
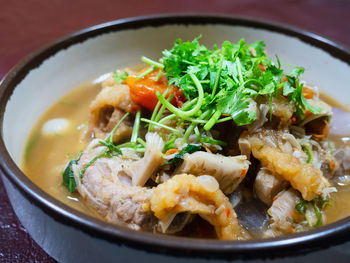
[1,14,350,262]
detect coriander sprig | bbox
[160,36,320,129]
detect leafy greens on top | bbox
[63,36,322,193]
[154,36,321,129]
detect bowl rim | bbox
[1,13,350,259]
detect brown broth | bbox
[21,77,350,232]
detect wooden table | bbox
[0,0,349,262]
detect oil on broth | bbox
[21,76,350,230]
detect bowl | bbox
[1,14,350,262]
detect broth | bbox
[21,75,350,230]
[21,78,102,219]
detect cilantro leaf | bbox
[283,79,295,96]
[217,91,256,126]
[289,78,321,118]
[290,66,305,77]
[62,151,83,193]
[249,41,266,57]
[157,36,314,135]
[114,71,128,84]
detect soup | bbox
[22,81,102,218]
[22,37,350,239]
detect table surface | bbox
[1,0,350,262]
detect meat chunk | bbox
[89,77,138,142]
[271,96,295,125]
[266,188,300,236]
[93,107,133,142]
[248,134,330,201]
[151,174,249,240]
[175,152,250,194]
[73,132,164,230]
[238,132,252,158]
[247,104,269,132]
[333,147,350,185]
[75,147,156,230]
[254,168,288,206]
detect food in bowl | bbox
[22,36,350,240]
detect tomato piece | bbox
[291,116,297,124]
[240,169,247,177]
[258,63,265,72]
[126,69,169,111]
[330,162,336,170]
[165,148,180,155]
[302,86,315,99]
[304,110,313,117]
[126,68,187,111]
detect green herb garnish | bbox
[165,144,204,165]
[114,71,129,84]
[157,36,322,130]
[131,111,141,143]
[62,151,83,193]
[295,198,307,216]
[78,151,110,178]
[78,112,133,177]
[302,144,313,164]
[163,134,177,153]
[287,78,321,119]
[63,112,131,193]
[98,112,130,155]
[25,133,39,161]
[295,196,331,227]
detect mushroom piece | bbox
[265,188,301,236]
[238,131,252,158]
[124,132,165,186]
[175,151,250,194]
